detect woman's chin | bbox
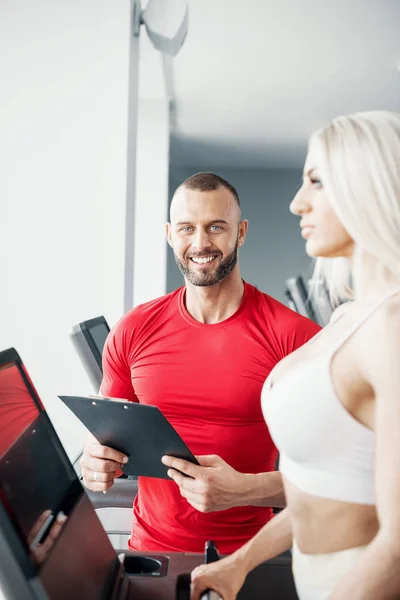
[305,239,341,259]
[304,239,321,258]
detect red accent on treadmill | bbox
[0,363,40,457]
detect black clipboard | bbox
[59,395,199,479]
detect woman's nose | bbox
[290,187,311,216]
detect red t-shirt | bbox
[100,282,320,553]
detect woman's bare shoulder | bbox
[329,301,354,323]
[373,294,400,340]
[357,294,400,381]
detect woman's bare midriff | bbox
[284,476,378,554]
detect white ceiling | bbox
[169,0,400,168]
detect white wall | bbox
[167,167,313,304]
[0,0,139,459]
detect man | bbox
[80,172,320,553]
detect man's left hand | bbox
[161,454,246,512]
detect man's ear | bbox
[166,222,173,248]
[237,219,249,248]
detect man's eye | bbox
[180,227,193,233]
[210,225,222,232]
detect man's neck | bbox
[184,271,245,324]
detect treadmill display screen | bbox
[0,359,77,567]
[87,322,109,357]
[0,364,40,457]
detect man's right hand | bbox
[80,434,129,493]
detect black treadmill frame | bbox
[0,348,86,596]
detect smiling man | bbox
[169,180,241,289]
[80,172,320,554]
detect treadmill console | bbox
[69,316,110,392]
[0,348,119,600]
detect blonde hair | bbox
[308,110,400,307]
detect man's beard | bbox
[174,242,238,287]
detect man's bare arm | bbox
[239,470,285,507]
[161,454,285,512]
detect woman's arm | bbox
[191,508,292,600]
[329,311,400,599]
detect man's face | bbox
[166,187,248,287]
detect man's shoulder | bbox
[246,282,321,335]
[103,289,184,365]
[246,282,300,317]
[113,288,183,334]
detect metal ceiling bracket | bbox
[132,0,143,38]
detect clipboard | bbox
[59,395,199,479]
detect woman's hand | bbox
[190,555,247,600]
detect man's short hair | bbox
[181,172,240,208]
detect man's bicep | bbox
[99,332,138,402]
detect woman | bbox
[190,111,400,600]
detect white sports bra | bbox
[262,288,400,506]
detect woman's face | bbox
[289,153,354,259]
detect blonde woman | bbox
[190,111,400,600]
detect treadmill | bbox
[0,347,299,600]
[284,276,317,322]
[69,316,110,393]
[0,347,137,600]
[285,276,334,327]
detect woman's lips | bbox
[301,226,315,238]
